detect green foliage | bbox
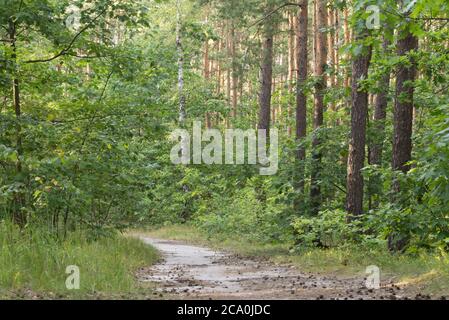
[292,209,358,248]
[195,178,292,242]
[1,0,449,280]
[0,0,176,232]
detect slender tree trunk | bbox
[369,65,390,165]
[204,34,212,128]
[334,9,339,83]
[343,8,351,89]
[8,18,26,228]
[278,73,284,125]
[327,7,333,79]
[258,18,274,133]
[287,13,295,136]
[392,32,418,175]
[295,0,308,204]
[310,0,327,215]
[217,35,222,95]
[230,22,238,117]
[272,77,276,124]
[327,6,336,111]
[226,21,232,114]
[368,36,391,208]
[176,0,186,124]
[346,29,372,219]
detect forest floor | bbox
[133,228,448,300]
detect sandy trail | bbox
[138,237,411,300]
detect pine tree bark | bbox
[258,18,274,133]
[346,29,372,218]
[296,1,308,164]
[327,7,336,112]
[388,22,418,252]
[230,22,238,117]
[343,8,351,89]
[310,0,327,214]
[369,37,391,167]
[272,77,276,124]
[392,32,418,175]
[288,13,295,136]
[217,35,222,95]
[204,35,212,128]
[334,9,339,83]
[295,0,308,203]
[226,22,231,114]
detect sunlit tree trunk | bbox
[343,8,351,89]
[258,16,274,134]
[327,6,336,112]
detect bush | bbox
[291,209,361,248]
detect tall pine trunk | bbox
[258,18,274,133]
[310,0,327,214]
[343,8,351,90]
[295,0,308,201]
[389,25,418,252]
[288,13,295,136]
[392,32,418,175]
[346,28,372,218]
[204,32,211,128]
[369,38,391,166]
[368,35,391,209]
[230,23,238,118]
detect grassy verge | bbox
[0,222,159,299]
[135,224,449,296]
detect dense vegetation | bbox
[0,0,448,295]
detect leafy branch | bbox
[24,7,109,64]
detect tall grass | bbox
[0,221,158,298]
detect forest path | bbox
[138,237,407,300]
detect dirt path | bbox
[138,237,412,300]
